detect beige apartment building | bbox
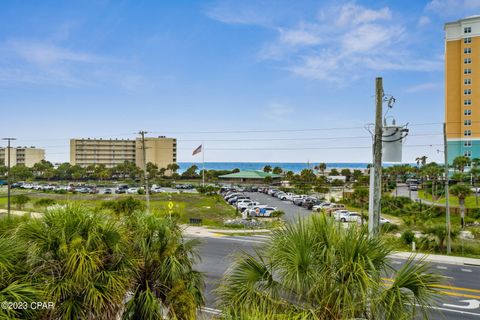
[70,136,177,170]
[0,147,45,167]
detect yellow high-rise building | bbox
[445,16,480,163]
[0,147,45,167]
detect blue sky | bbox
[0,0,478,164]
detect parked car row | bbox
[220,187,277,218]
[258,187,323,210]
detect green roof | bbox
[219,170,282,179]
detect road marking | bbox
[222,237,265,244]
[437,266,448,270]
[432,284,480,294]
[438,290,480,300]
[417,304,480,317]
[462,268,473,273]
[443,299,480,310]
[200,307,222,315]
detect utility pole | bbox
[443,123,451,254]
[2,138,16,218]
[369,77,383,236]
[139,131,150,213]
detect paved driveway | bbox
[245,192,312,222]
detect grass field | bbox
[419,190,480,209]
[0,191,237,226]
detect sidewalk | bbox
[390,251,480,266]
[182,225,271,238]
[0,209,43,218]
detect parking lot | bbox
[245,192,312,222]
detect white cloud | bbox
[335,2,392,27]
[426,0,480,15]
[417,16,431,27]
[207,1,443,83]
[404,82,443,93]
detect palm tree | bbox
[352,187,369,225]
[263,165,272,173]
[123,212,204,320]
[218,215,442,320]
[318,162,327,175]
[415,155,428,167]
[450,184,472,229]
[452,156,471,173]
[0,227,40,319]
[17,205,134,319]
[272,166,283,175]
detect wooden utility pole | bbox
[443,123,451,254]
[2,138,16,218]
[139,131,150,213]
[369,77,383,236]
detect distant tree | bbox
[12,194,30,210]
[352,169,363,181]
[181,165,198,179]
[285,171,295,181]
[167,163,180,175]
[263,176,273,185]
[146,162,159,179]
[263,165,272,173]
[232,168,240,173]
[415,156,428,167]
[272,166,283,175]
[452,156,471,173]
[329,168,340,176]
[55,163,73,180]
[318,163,327,175]
[450,184,472,229]
[352,187,369,225]
[158,167,167,177]
[10,165,33,181]
[0,165,7,177]
[340,168,352,181]
[102,197,145,216]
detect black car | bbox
[301,198,320,210]
[115,185,129,194]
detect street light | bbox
[2,138,16,218]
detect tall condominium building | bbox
[0,147,45,167]
[445,16,480,163]
[70,136,177,170]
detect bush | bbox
[34,198,56,208]
[196,185,218,195]
[137,188,145,195]
[12,194,30,210]
[401,230,415,245]
[102,197,145,215]
[270,210,285,218]
[381,223,399,233]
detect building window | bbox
[465,150,472,157]
[465,140,473,147]
[465,26,472,33]
[465,47,472,54]
[465,109,472,116]
[465,37,472,44]
[465,89,472,95]
[465,78,472,85]
[465,119,472,126]
[465,68,472,74]
[465,99,472,105]
[465,130,472,136]
[465,57,472,64]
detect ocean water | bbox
[178,162,371,173]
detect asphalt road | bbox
[195,234,480,319]
[244,191,312,222]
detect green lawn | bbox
[0,191,237,227]
[419,190,480,208]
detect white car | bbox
[380,217,391,224]
[126,187,139,194]
[247,206,277,217]
[312,202,331,212]
[151,187,166,193]
[279,193,295,201]
[335,211,361,223]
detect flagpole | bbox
[202,143,205,187]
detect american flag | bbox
[192,145,202,155]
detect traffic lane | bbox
[195,235,480,319]
[244,192,312,222]
[193,236,258,307]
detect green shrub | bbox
[270,210,285,218]
[34,198,56,208]
[12,194,30,210]
[102,197,145,216]
[401,230,415,245]
[137,188,145,195]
